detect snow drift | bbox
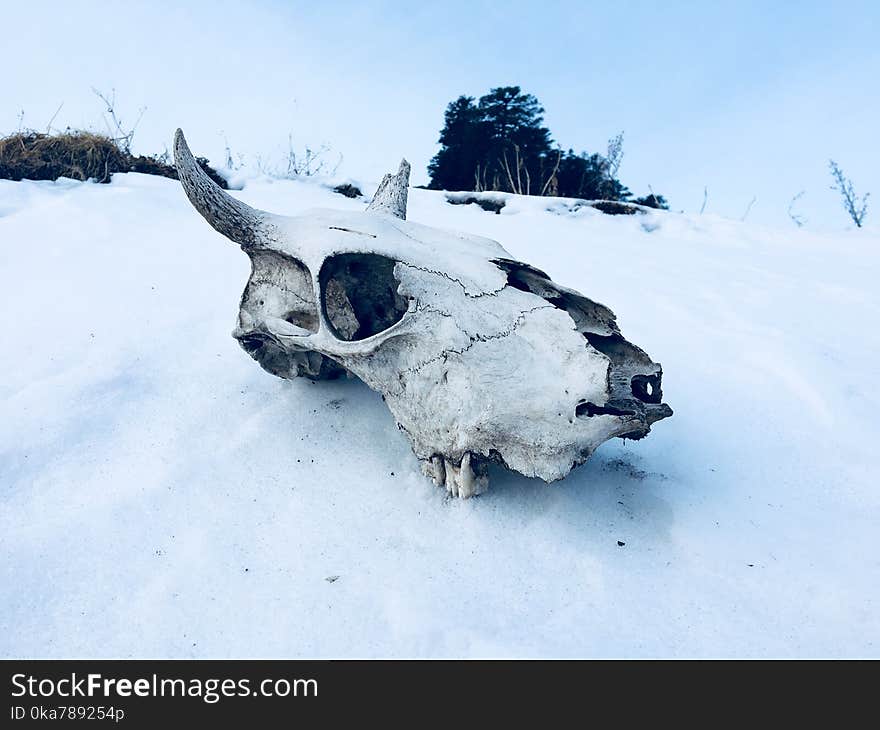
[1,171,878,657]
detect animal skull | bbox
[174,130,672,498]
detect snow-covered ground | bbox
[1,171,878,657]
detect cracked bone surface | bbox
[174,129,672,497]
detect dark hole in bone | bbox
[238,253,348,380]
[500,266,553,295]
[493,258,620,336]
[631,374,662,404]
[319,253,409,341]
[237,333,294,378]
[584,332,663,401]
[576,401,636,418]
[237,332,268,353]
[237,332,346,381]
[583,332,631,359]
[493,257,669,428]
[284,311,308,326]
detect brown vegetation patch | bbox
[0,131,227,188]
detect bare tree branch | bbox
[91,87,145,153]
[540,147,563,197]
[606,131,624,180]
[515,145,523,195]
[787,190,806,228]
[500,150,518,193]
[828,159,869,227]
[46,102,64,134]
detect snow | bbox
[1,171,878,657]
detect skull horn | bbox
[173,129,276,248]
[367,159,410,220]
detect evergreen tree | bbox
[428,86,638,202]
[427,96,486,192]
[476,86,553,194]
[553,151,630,200]
[429,87,554,194]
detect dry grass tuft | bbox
[0,131,227,188]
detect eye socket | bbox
[243,251,319,332]
[319,253,409,341]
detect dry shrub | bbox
[589,200,645,216]
[0,131,227,188]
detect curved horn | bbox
[367,159,410,220]
[174,129,274,248]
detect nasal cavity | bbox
[631,374,662,404]
[576,402,635,418]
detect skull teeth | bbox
[423,453,488,499]
[458,452,476,498]
[446,461,460,497]
[430,455,445,487]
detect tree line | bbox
[427,86,668,208]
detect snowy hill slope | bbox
[1,172,878,657]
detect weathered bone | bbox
[366,159,410,219]
[174,129,279,248]
[175,131,672,498]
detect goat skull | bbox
[174,130,672,497]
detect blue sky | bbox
[2,0,877,227]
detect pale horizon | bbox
[2,0,877,228]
